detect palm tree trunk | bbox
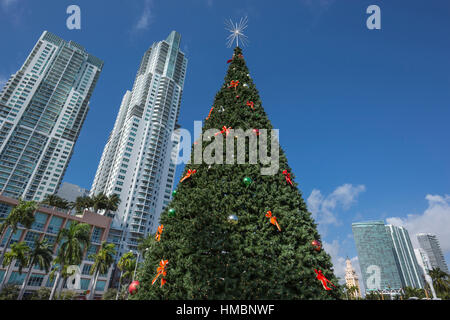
[0,228,14,266]
[18,259,35,300]
[56,276,65,298]
[49,271,60,300]
[89,270,100,300]
[0,262,13,291]
[116,271,122,300]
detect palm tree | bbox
[73,196,94,214]
[0,199,38,265]
[346,285,359,300]
[49,222,91,300]
[0,242,30,291]
[116,251,136,300]
[428,267,449,297]
[17,239,53,300]
[87,242,116,300]
[104,194,121,218]
[41,194,69,210]
[402,286,425,299]
[91,193,109,213]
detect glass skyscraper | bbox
[90,31,187,256]
[385,224,424,288]
[352,221,403,292]
[0,31,103,201]
[417,233,449,274]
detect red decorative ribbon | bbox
[215,126,232,137]
[265,211,281,232]
[253,129,260,136]
[246,101,255,110]
[155,225,164,242]
[227,59,233,63]
[206,106,214,120]
[152,260,169,287]
[282,170,293,186]
[228,80,239,90]
[314,269,336,291]
[180,169,197,183]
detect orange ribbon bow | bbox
[180,169,197,183]
[228,80,239,89]
[265,211,281,232]
[282,170,293,186]
[246,101,255,110]
[155,224,164,242]
[215,126,232,136]
[152,259,169,287]
[206,106,214,120]
[314,269,336,291]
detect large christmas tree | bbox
[132,47,340,300]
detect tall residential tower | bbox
[417,233,449,274]
[352,221,403,294]
[90,31,187,255]
[0,31,103,201]
[385,224,424,288]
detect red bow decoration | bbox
[265,211,281,232]
[246,101,255,110]
[253,129,261,136]
[206,106,214,120]
[228,80,239,90]
[227,59,233,63]
[215,126,232,136]
[152,260,169,287]
[180,169,197,183]
[155,224,164,242]
[314,269,336,291]
[282,170,293,186]
[238,54,244,59]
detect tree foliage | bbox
[132,47,340,300]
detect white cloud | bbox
[134,0,153,31]
[386,194,450,254]
[307,184,366,226]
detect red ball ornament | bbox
[128,280,140,295]
[311,240,322,252]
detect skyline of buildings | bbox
[90,31,187,257]
[0,31,103,203]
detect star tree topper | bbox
[226,16,249,48]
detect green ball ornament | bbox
[172,190,177,196]
[243,177,252,186]
[168,208,176,217]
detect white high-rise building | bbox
[417,233,449,274]
[0,31,103,202]
[91,31,187,255]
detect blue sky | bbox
[1,0,449,283]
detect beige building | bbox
[345,257,362,298]
[0,194,114,299]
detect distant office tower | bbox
[344,257,362,298]
[352,221,403,293]
[0,31,103,202]
[417,233,449,274]
[56,182,89,203]
[90,31,187,255]
[385,225,424,288]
